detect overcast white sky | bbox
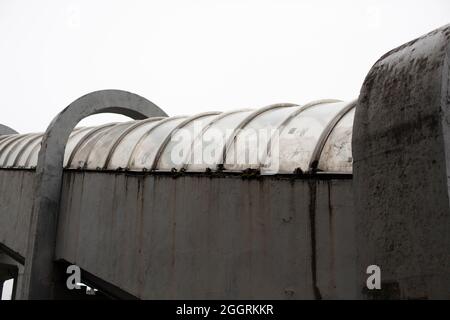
[0,0,449,133]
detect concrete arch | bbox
[308,100,356,172]
[21,89,167,299]
[0,124,18,135]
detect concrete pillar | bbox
[0,256,20,300]
[353,25,450,299]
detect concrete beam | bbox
[353,25,450,299]
[21,90,167,299]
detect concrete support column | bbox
[353,25,450,299]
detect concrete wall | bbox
[53,171,356,299]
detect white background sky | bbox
[0,0,449,134]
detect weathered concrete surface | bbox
[353,25,450,299]
[55,172,356,299]
[23,90,168,299]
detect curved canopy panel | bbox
[223,104,300,172]
[0,99,355,174]
[154,112,221,171]
[317,107,355,173]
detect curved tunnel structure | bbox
[0,99,355,174]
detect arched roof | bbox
[0,99,355,174]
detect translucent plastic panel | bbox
[85,122,136,170]
[63,127,98,167]
[15,134,43,167]
[4,133,42,167]
[23,139,41,168]
[155,114,220,171]
[0,135,18,166]
[0,135,16,147]
[317,107,355,173]
[0,134,29,167]
[68,123,120,169]
[274,102,348,173]
[185,110,254,171]
[129,117,188,170]
[224,106,300,171]
[107,118,166,170]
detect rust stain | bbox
[136,176,145,296]
[327,180,336,292]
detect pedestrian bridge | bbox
[1,24,450,300]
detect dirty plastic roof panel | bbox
[0,100,355,174]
